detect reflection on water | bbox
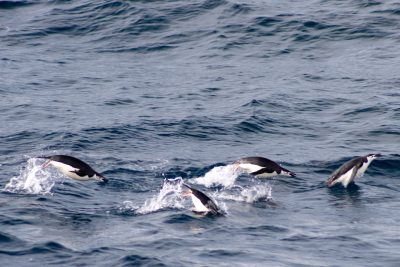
[327,183,362,206]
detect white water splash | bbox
[135,178,185,215]
[3,158,57,195]
[190,164,241,188]
[216,184,272,203]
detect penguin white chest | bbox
[336,168,356,187]
[190,195,209,212]
[356,161,371,178]
[50,161,90,180]
[238,163,264,174]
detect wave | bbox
[119,254,165,266]
[2,0,399,60]
[0,240,72,256]
[0,1,35,10]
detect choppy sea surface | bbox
[1,0,400,266]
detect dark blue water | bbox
[1,0,400,266]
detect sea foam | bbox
[4,158,58,195]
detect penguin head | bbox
[366,153,382,160]
[94,173,108,183]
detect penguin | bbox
[39,155,108,182]
[326,153,381,188]
[181,184,221,215]
[234,156,296,178]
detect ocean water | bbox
[1,0,400,266]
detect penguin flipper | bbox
[72,169,87,177]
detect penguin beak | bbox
[42,159,52,168]
[95,174,108,183]
[375,153,382,158]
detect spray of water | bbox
[189,164,273,204]
[216,184,273,203]
[190,164,241,188]
[135,178,185,215]
[3,158,58,195]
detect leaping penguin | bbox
[326,153,381,188]
[182,184,222,215]
[234,156,296,178]
[39,155,108,183]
